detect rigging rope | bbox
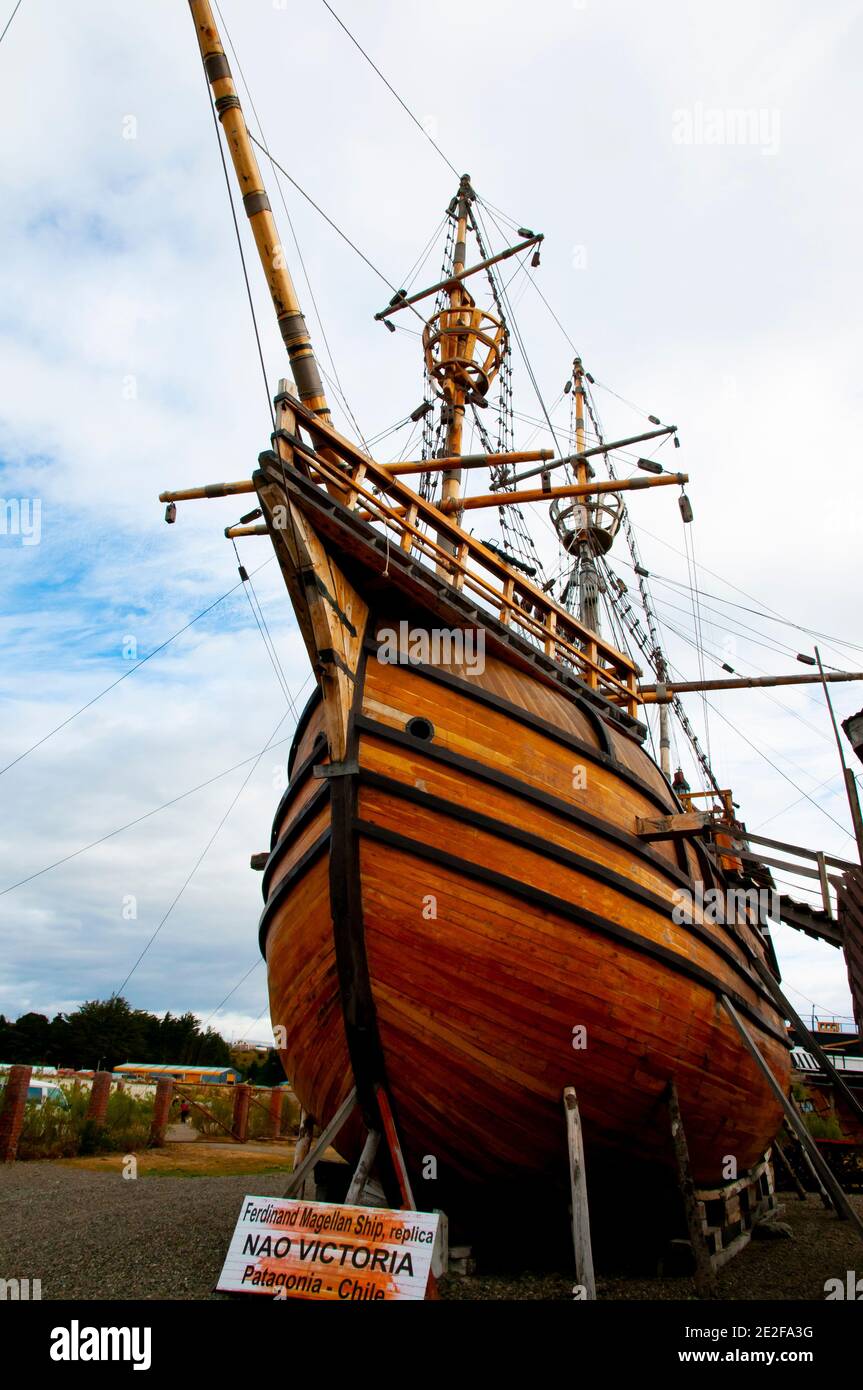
[0,0,23,48]
[213,0,369,449]
[204,65,274,429]
[0,709,307,899]
[0,560,275,780]
[582,381,720,792]
[319,0,460,178]
[114,708,291,995]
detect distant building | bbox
[229,1041,270,1070]
[114,1063,241,1085]
[789,1022,863,1144]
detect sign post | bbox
[217,1196,439,1301]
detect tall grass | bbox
[15,1084,155,1160]
[1,1077,298,1158]
[184,1086,300,1139]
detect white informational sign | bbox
[217,1195,440,1301]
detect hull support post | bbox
[284,1089,357,1198]
[721,995,863,1244]
[772,1138,809,1201]
[564,1087,596,1300]
[345,1128,381,1205]
[667,1080,718,1299]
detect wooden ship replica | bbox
[163,2,863,1275]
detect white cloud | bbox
[1,0,860,1035]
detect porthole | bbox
[406,716,435,742]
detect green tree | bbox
[64,997,150,1071]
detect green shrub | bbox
[18,1086,88,1160]
[16,1083,155,1160]
[806,1112,844,1141]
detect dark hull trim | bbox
[355,713,694,891]
[286,686,322,780]
[258,829,330,953]
[261,779,330,899]
[327,643,390,1128]
[362,637,616,760]
[269,732,327,849]
[358,769,775,1008]
[354,818,789,1050]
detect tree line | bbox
[0,996,233,1073]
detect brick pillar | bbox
[149,1078,174,1146]
[269,1088,284,1139]
[232,1083,251,1143]
[86,1071,112,1127]
[0,1065,32,1162]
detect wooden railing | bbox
[268,392,642,717]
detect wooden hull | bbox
[260,570,790,1195]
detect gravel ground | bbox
[1,1161,860,1301]
[0,1160,292,1300]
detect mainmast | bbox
[188,0,331,423]
[411,174,509,559]
[552,358,622,635]
[439,176,472,518]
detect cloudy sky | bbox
[1,0,861,1045]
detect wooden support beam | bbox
[447,472,688,513]
[636,810,709,841]
[563,1088,596,1299]
[750,960,863,1128]
[159,479,256,503]
[225,523,268,538]
[720,996,863,1242]
[721,830,857,874]
[283,1089,357,1198]
[667,1080,717,1298]
[383,449,553,477]
[736,848,844,887]
[788,1132,834,1209]
[506,426,677,484]
[374,235,543,320]
[345,1129,381,1205]
[772,1138,808,1201]
[374,1084,439,1300]
[642,671,863,700]
[375,1084,415,1211]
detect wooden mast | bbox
[188,0,331,423]
[439,175,473,522]
[571,358,600,633]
